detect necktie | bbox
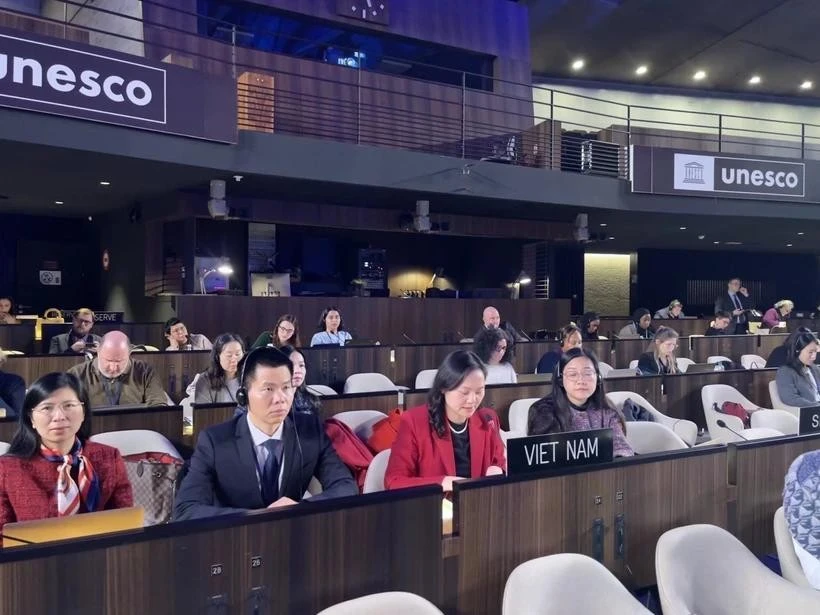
[260,439,282,505]
[731,294,741,310]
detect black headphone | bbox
[234,346,292,407]
[555,349,602,389]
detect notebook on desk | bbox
[3,507,144,548]
[685,363,722,374]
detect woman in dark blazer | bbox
[385,350,506,492]
[0,372,133,529]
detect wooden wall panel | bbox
[0,488,444,615]
[453,449,728,614]
[175,296,571,347]
[0,321,36,354]
[729,434,820,555]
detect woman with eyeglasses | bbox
[473,327,517,384]
[527,347,633,457]
[637,326,679,375]
[251,314,301,349]
[195,333,245,404]
[0,372,133,529]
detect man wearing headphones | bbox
[174,347,357,520]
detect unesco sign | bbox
[0,28,237,142]
[630,146,817,202]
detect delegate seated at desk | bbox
[0,373,133,529]
[775,332,820,408]
[385,350,506,492]
[174,347,357,520]
[527,347,633,457]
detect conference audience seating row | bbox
[0,430,816,615]
[0,332,793,394]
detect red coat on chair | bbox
[385,404,506,490]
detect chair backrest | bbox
[768,380,800,417]
[656,524,820,615]
[332,410,388,443]
[628,359,639,370]
[598,361,614,378]
[317,592,443,615]
[343,373,398,394]
[503,553,652,615]
[773,506,813,588]
[707,355,732,364]
[606,391,697,446]
[306,384,338,396]
[624,422,688,454]
[701,384,751,441]
[89,430,182,459]
[750,409,799,435]
[508,398,540,434]
[676,357,695,372]
[414,369,437,390]
[0,441,9,455]
[362,449,391,494]
[741,354,767,369]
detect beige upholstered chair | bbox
[317,592,443,615]
[656,524,820,615]
[624,422,688,454]
[606,391,698,446]
[773,506,813,588]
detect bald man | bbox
[474,306,528,343]
[68,331,168,407]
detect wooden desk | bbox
[728,433,820,555]
[688,334,758,364]
[0,321,35,354]
[450,447,728,614]
[0,487,444,615]
[40,322,169,354]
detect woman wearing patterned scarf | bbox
[0,372,132,530]
[784,450,820,589]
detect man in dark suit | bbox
[174,347,357,520]
[49,308,102,354]
[714,277,752,335]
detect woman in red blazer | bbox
[385,350,506,491]
[0,372,132,529]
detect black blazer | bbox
[174,410,357,520]
[0,371,24,418]
[637,352,674,376]
[715,293,751,321]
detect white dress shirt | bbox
[246,413,285,491]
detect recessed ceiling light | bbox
[693,70,707,81]
[54,200,63,205]
[679,226,687,230]
[99,181,110,186]
[571,58,585,71]
[786,243,793,247]
[87,216,93,221]
[600,223,607,227]
[797,232,805,236]
[635,65,648,76]
[608,236,615,240]
[800,80,813,90]
[725,241,743,246]
[748,75,761,85]
[713,241,720,244]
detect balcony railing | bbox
[4,0,820,181]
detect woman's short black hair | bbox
[427,350,487,438]
[163,317,184,335]
[786,331,820,372]
[7,372,92,458]
[473,327,512,364]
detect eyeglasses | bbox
[563,370,597,382]
[278,325,295,334]
[494,345,507,352]
[74,318,93,325]
[32,401,84,417]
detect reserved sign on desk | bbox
[506,429,614,475]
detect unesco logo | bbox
[674,153,804,197]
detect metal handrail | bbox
[2,0,819,179]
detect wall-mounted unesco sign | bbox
[0,28,236,143]
[630,145,818,202]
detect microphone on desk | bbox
[716,419,748,441]
[402,332,416,344]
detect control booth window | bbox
[197,0,494,91]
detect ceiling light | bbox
[600,223,607,227]
[725,241,743,246]
[800,80,813,90]
[608,236,615,240]
[786,243,793,247]
[571,58,585,71]
[635,65,648,76]
[798,232,805,235]
[713,241,720,244]
[698,235,705,240]
[54,200,63,205]
[87,216,93,221]
[679,226,687,230]
[99,181,110,186]
[693,70,707,81]
[748,75,761,85]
